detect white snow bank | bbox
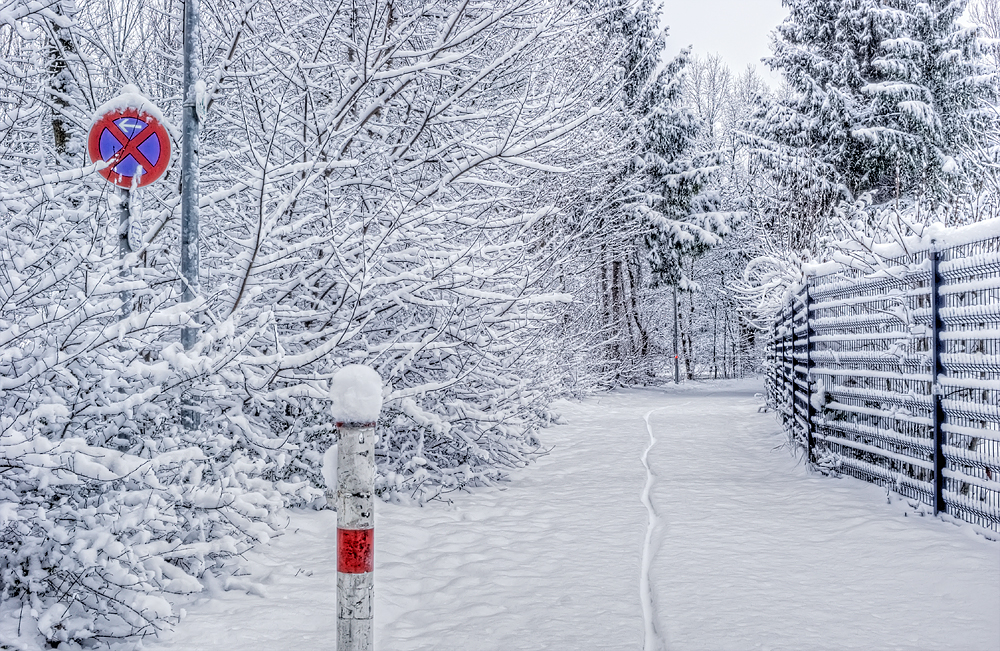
[868,217,1000,259]
[329,365,383,422]
[801,217,1000,279]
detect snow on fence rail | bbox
[766,238,1000,534]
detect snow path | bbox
[151,380,999,651]
[154,389,654,650]
[372,390,652,650]
[645,382,999,651]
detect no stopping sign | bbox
[88,108,171,188]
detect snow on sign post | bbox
[329,365,383,651]
[88,86,170,320]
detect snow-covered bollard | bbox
[329,365,383,651]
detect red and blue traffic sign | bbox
[88,108,170,188]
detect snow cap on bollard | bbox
[330,364,383,424]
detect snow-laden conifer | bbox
[581,0,735,384]
[748,0,992,250]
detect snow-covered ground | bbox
[152,379,999,651]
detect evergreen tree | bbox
[750,0,991,247]
[593,0,732,383]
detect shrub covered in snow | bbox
[0,176,291,644]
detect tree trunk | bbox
[611,257,623,377]
[723,297,730,379]
[48,5,78,157]
[626,255,649,376]
[712,301,718,380]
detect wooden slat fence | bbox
[766,238,1000,534]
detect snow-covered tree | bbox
[652,58,777,380]
[582,0,733,384]
[684,53,732,144]
[965,0,1000,218]
[971,0,1000,74]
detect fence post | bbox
[330,365,383,651]
[804,279,815,464]
[786,299,794,424]
[781,301,788,422]
[930,249,946,515]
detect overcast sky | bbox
[659,0,790,83]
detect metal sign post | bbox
[117,187,132,321]
[180,0,202,432]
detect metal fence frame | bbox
[767,239,1000,534]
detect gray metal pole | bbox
[181,0,201,431]
[673,284,680,384]
[118,187,132,321]
[329,365,382,651]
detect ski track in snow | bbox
[151,379,1000,651]
[640,406,673,651]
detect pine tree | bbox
[751,0,991,247]
[593,0,732,383]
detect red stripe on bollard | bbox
[338,528,374,573]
